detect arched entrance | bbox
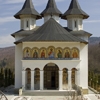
[44,63,59,89]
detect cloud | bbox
[0,35,15,47]
[0,16,17,25]
[84,20,100,23]
[3,0,65,6]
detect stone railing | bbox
[0,90,8,100]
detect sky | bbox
[0,0,100,48]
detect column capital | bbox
[68,70,72,73]
[40,70,44,73]
[31,70,35,72]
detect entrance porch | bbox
[22,63,77,91]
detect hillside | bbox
[0,46,15,71]
[0,37,100,72]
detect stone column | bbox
[40,70,44,90]
[59,70,63,90]
[75,69,80,86]
[68,70,72,90]
[22,71,26,90]
[31,70,34,90]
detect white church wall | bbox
[67,15,83,31]
[22,42,80,50]
[22,60,80,71]
[15,43,23,89]
[20,17,36,30]
[80,43,88,89]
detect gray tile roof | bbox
[62,0,89,19]
[11,26,40,37]
[64,27,92,37]
[41,0,62,17]
[14,0,42,19]
[15,18,87,44]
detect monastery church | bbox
[11,0,92,94]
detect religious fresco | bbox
[56,48,63,58]
[71,68,77,84]
[40,48,46,58]
[32,48,39,58]
[23,46,79,59]
[72,48,79,58]
[34,68,40,84]
[64,48,70,58]
[63,68,68,84]
[26,68,31,84]
[47,47,55,58]
[23,48,31,58]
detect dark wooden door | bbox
[47,71,51,88]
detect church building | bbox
[11,0,92,94]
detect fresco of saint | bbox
[48,48,54,58]
[65,50,70,58]
[72,49,78,58]
[26,49,30,57]
[57,50,62,58]
[33,50,38,58]
[41,50,45,58]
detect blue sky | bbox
[0,0,100,47]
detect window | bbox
[26,20,29,28]
[74,20,77,28]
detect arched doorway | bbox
[44,63,59,89]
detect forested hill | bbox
[0,46,15,70]
[0,37,100,72]
[89,37,100,44]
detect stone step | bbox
[22,90,76,96]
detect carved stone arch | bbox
[25,67,32,71]
[32,47,39,58]
[56,47,63,58]
[71,47,79,58]
[23,47,32,58]
[63,47,71,58]
[39,47,47,58]
[47,46,55,58]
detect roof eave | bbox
[61,14,89,20]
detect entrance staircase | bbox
[22,90,76,96]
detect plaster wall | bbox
[67,15,83,31]
[15,43,22,88]
[80,43,88,89]
[22,42,80,50]
[20,17,36,30]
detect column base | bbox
[82,89,88,94]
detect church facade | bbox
[12,0,92,94]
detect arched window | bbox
[74,20,77,28]
[26,20,29,28]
